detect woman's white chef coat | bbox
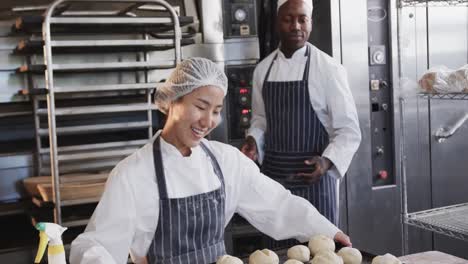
[248,43,361,178]
[70,131,340,264]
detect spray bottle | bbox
[34,222,68,264]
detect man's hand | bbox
[296,156,333,184]
[334,232,352,247]
[240,136,258,161]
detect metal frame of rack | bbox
[400,93,468,254]
[399,0,468,7]
[15,0,184,226]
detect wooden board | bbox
[399,251,468,264]
[23,173,109,198]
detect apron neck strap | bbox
[200,142,225,187]
[302,45,311,81]
[264,45,311,83]
[153,136,168,199]
[153,136,225,199]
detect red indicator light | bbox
[239,88,249,94]
[241,109,250,115]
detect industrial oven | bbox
[248,0,468,259]
[0,0,467,259]
[338,0,468,259]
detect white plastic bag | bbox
[418,65,468,93]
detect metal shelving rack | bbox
[14,0,187,226]
[399,0,468,7]
[400,93,468,253]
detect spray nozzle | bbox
[34,222,67,264]
[35,222,46,232]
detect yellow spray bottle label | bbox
[48,244,65,255]
[34,231,48,263]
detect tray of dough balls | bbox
[216,235,403,264]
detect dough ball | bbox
[287,245,310,262]
[311,251,344,264]
[337,247,362,264]
[371,253,402,264]
[284,260,303,264]
[217,254,243,264]
[249,249,279,264]
[308,235,336,256]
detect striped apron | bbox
[147,136,226,264]
[261,46,337,225]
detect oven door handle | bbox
[435,113,468,142]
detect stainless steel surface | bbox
[46,61,175,72]
[406,203,468,241]
[49,16,180,24]
[60,197,102,206]
[0,24,28,103]
[52,82,161,93]
[56,148,137,161]
[62,219,92,228]
[400,98,409,255]
[50,39,182,47]
[36,103,157,115]
[40,159,121,175]
[330,0,342,59]
[199,0,224,44]
[400,0,468,7]
[43,0,61,224]
[430,98,468,258]
[147,39,260,65]
[0,111,32,118]
[39,139,147,153]
[340,0,373,252]
[427,6,467,68]
[398,4,434,255]
[0,153,33,201]
[434,112,468,142]
[398,3,468,258]
[340,0,402,256]
[37,121,151,136]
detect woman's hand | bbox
[334,232,352,247]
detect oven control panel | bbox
[223,0,257,38]
[226,64,255,144]
[368,0,395,187]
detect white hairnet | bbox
[155,57,228,114]
[277,0,313,13]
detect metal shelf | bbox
[36,103,156,116]
[0,201,28,216]
[15,38,195,54]
[39,139,147,154]
[399,0,468,7]
[21,83,162,95]
[37,121,151,136]
[13,15,194,34]
[56,148,137,162]
[30,0,182,226]
[62,218,92,228]
[40,159,122,175]
[405,203,468,241]
[40,148,138,162]
[32,196,101,208]
[17,61,175,74]
[419,92,468,100]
